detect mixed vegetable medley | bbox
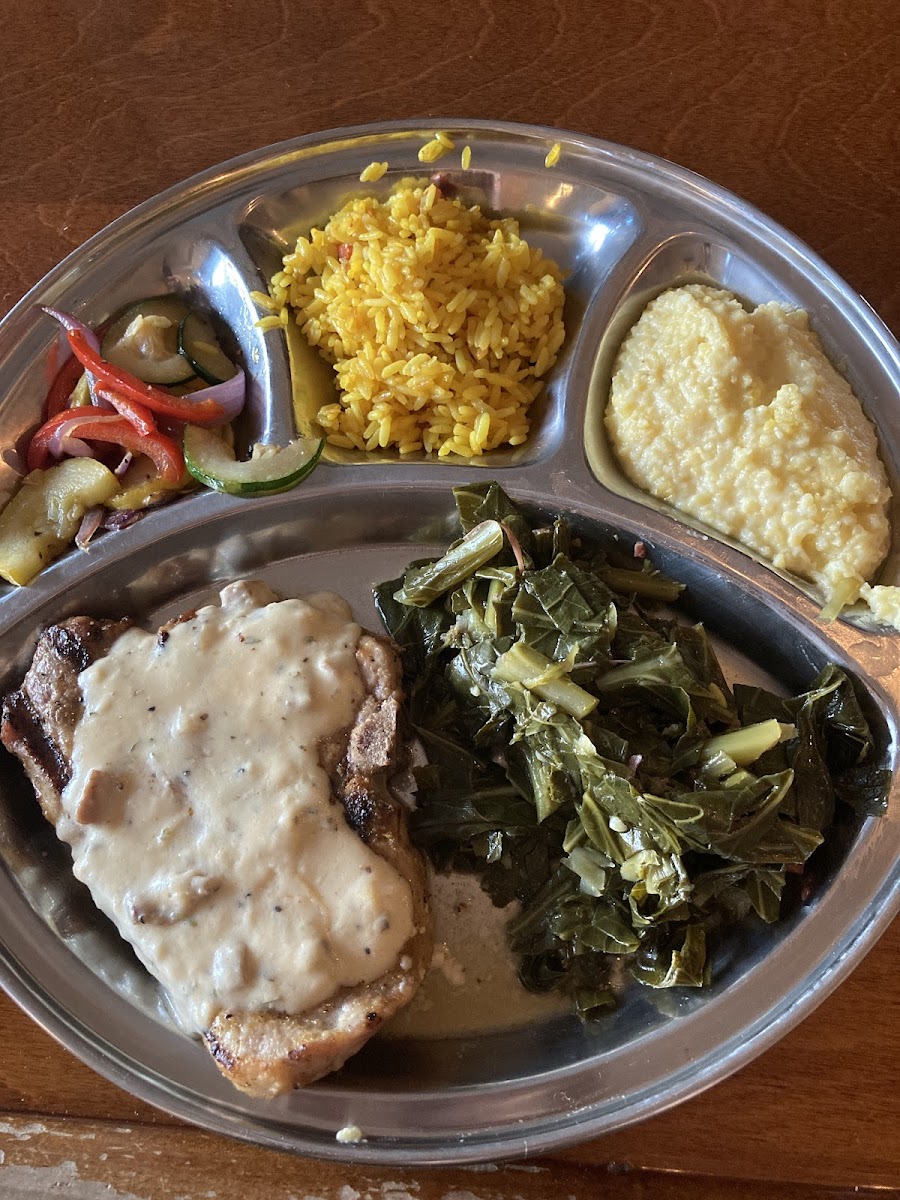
[0,297,322,586]
[376,483,889,1014]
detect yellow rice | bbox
[545,142,561,168]
[418,134,453,164]
[270,184,566,457]
[359,161,388,183]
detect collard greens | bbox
[375,484,889,1015]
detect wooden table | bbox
[1,2,898,1196]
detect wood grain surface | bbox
[1,1,898,1196]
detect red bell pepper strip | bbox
[27,407,120,471]
[66,329,226,426]
[84,418,184,483]
[44,355,86,419]
[28,408,184,481]
[94,387,157,436]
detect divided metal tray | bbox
[0,119,897,1165]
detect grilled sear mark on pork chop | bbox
[1,585,431,1098]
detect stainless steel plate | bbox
[0,119,898,1165]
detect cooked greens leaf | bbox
[630,925,708,988]
[394,520,505,607]
[378,483,890,1017]
[453,481,537,563]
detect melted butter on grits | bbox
[58,580,416,1033]
[605,284,896,625]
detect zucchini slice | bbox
[178,312,238,385]
[0,459,120,586]
[107,453,194,510]
[101,296,195,385]
[183,426,324,496]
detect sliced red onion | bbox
[42,306,102,403]
[114,451,134,478]
[47,412,118,460]
[181,368,246,426]
[42,306,101,354]
[75,507,104,549]
[102,508,143,531]
[50,433,93,459]
[47,325,73,382]
[500,519,526,573]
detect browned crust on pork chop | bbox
[1,598,431,1098]
[1,616,132,827]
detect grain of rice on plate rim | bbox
[265,161,567,458]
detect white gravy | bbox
[58,580,416,1033]
[385,869,568,1039]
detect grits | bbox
[605,284,894,623]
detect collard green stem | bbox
[394,519,505,607]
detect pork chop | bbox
[1,581,431,1098]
